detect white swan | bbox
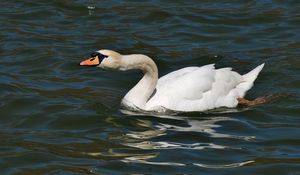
[80,49,265,112]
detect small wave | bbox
[125,141,233,150]
[122,155,254,169]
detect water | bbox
[0,0,300,174]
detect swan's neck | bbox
[120,54,158,109]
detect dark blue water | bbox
[0,1,300,174]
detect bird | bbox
[80,49,267,113]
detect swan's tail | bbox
[236,63,265,97]
[243,63,265,83]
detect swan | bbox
[80,49,266,112]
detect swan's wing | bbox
[147,64,216,107]
[168,64,216,99]
[157,66,199,87]
[156,64,216,94]
[147,64,244,111]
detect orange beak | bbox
[80,57,100,66]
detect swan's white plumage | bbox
[91,50,264,112]
[145,63,264,112]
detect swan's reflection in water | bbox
[111,111,256,169]
[156,117,255,140]
[83,111,256,169]
[125,112,255,141]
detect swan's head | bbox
[80,49,122,69]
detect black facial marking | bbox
[90,52,99,57]
[90,52,108,62]
[98,53,108,60]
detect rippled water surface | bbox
[1,1,300,174]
